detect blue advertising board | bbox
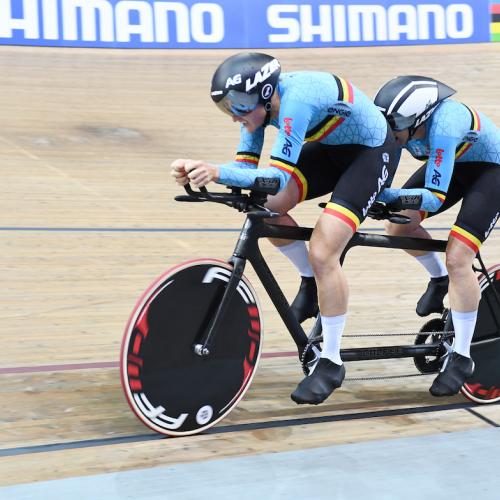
[0,0,492,48]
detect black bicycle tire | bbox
[460,263,500,404]
[120,258,263,436]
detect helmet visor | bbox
[213,90,260,117]
[388,112,417,132]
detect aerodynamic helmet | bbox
[374,75,456,132]
[210,52,281,116]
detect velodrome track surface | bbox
[0,43,499,497]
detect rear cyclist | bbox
[172,52,399,404]
[374,75,500,397]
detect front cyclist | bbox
[171,52,399,405]
[374,75,500,397]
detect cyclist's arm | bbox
[218,163,291,190]
[218,100,312,191]
[384,148,402,188]
[218,126,265,172]
[378,135,459,212]
[377,186,442,211]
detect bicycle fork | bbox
[193,214,309,357]
[192,256,246,357]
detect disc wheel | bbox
[120,259,263,436]
[461,263,500,404]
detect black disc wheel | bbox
[120,259,263,436]
[461,264,500,404]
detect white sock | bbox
[320,314,345,365]
[451,309,477,358]
[415,252,448,278]
[277,240,314,277]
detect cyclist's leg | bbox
[265,141,343,241]
[266,181,319,322]
[431,163,500,396]
[265,143,344,322]
[385,162,462,246]
[385,163,434,245]
[292,132,398,404]
[386,163,463,316]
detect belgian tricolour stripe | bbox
[235,151,259,166]
[419,191,446,221]
[305,76,353,142]
[334,75,354,104]
[431,191,446,204]
[455,106,481,160]
[270,156,308,202]
[323,202,360,232]
[450,225,482,253]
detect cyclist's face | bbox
[394,129,410,146]
[232,105,266,132]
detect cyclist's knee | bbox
[385,208,422,236]
[264,200,290,216]
[309,241,341,275]
[385,220,400,236]
[445,245,475,276]
[385,219,418,236]
[265,182,299,214]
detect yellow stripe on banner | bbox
[492,23,500,35]
[450,225,482,250]
[325,202,360,228]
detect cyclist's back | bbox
[405,99,500,166]
[276,71,387,147]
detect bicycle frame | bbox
[193,210,460,362]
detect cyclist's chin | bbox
[243,123,257,133]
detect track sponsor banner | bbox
[0,0,491,48]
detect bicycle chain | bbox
[304,329,454,381]
[341,330,454,338]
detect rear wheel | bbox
[120,259,263,436]
[461,263,500,403]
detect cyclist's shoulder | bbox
[432,99,469,120]
[280,71,364,105]
[282,70,333,82]
[428,100,471,136]
[280,71,339,93]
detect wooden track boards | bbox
[1,44,499,485]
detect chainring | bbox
[413,317,451,374]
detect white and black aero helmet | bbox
[374,76,456,133]
[210,52,281,116]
